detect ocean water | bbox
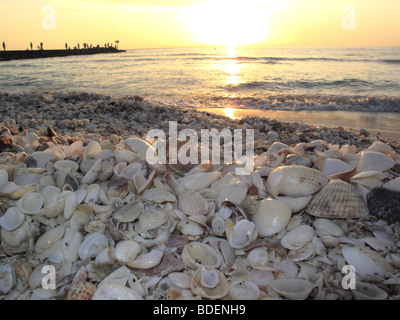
[1,46,399,132]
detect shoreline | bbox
[0,47,126,61]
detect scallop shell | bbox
[190,267,229,300]
[357,151,395,172]
[320,158,353,176]
[285,154,313,167]
[367,187,400,224]
[305,179,368,219]
[266,165,329,197]
[66,281,97,300]
[383,177,400,192]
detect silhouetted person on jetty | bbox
[40,42,43,50]
[2,42,5,51]
[30,42,33,50]
[65,43,68,50]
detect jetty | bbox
[0,47,126,62]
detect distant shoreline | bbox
[0,47,126,61]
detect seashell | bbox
[16,192,44,214]
[59,190,77,220]
[229,280,260,300]
[168,272,192,290]
[0,169,8,188]
[178,172,222,192]
[357,151,395,172]
[0,262,16,295]
[275,195,312,213]
[54,159,79,173]
[99,266,131,287]
[27,151,56,168]
[64,140,83,158]
[341,246,394,278]
[280,225,314,250]
[268,279,313,300]
[109,197,124,211]
[313,218,343,237]
[320,158,353,176]
[178,191,208,216]
[83,140,102,160]
[82,159,102,184]
[190,267,229,300]
[13,173,42,186]
[0,182,39,200]
[138,209,168,231]
[42,239,65,263]
[216,181,248,208]
[126,249,164,269]
[14,262,33,283]
[135,170,156,195]
[113,200,144,222]
[383,177,400,192]
[84,220,106,234]
[285,154,313,167]
[0,207,25,231]
[34,225,66,253]
[177,219,204,237]
[92,282,143,300]
[352,282,388,300]
[39,197,66,218]
[84,183,100,205]
[228,219,257,249]
[247,247,269,267]
[62,229,83,262]
[114,240,141,264]
[305,179,368,219]
[266,165,329,197]
[210,216,225,236]
[114,149,135,163]
[287,242,314,262]
[79,232,109,260]
[182,242,222,270]
[142,188,177,203]
[1,221,29,247]
[119,162,142,179]
[106,184,129,200]
[252,199,292,237]
[66,281,97,300]
[367,187,400,224]
[55,171,79,191]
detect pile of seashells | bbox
[0,126,400,300]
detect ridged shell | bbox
[285,154,313,168]
[357,151,395,172]
[367,187,400,224]
[266,165,329,197]
[66,281,97,300]
[305,179,368,218]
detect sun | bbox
[184,0,269,46]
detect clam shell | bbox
[92,282,143,300]
[229,280,260,300]
[54,160,79,173]
[280,225,314,250]
[178,172,222,192]
[313,218,343,237]
[0,262,16,295]
[16,192,44,215]
[126,249,164,269]
[0,207,25,231]
[367,187,400,224]
[34,225,66,253]
[142,188,177,203]
[305,179,368,219]
[266,165,329,197]
[383,177,400,192]
[182,242,222,270]
[113,200,144,222]
[268,279,313,300]
[228,219,257,249]
[190,267,229,300]
[341,246,394,278]
[178,191,208,216]
[0,169,8,188]
[216,181,248,208]
[78,232,109,260]
[62,229,83,262]
[1,221,29,247]
[252,199,292,237]
[357,151,395,172]
[352,282,388,300]
[114,240,141,264]
[138,209,168,231]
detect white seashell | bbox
[280,225,314,250]
[16,192,44,214]
[119,162,142,179]
[64,140,83,158]
[0,182,38,200]
[135,170,156,195]
[92,282,143,300]
[211,216,225,236]
[266,165,329,197]
[42,239,65,264]
[275,195,312,213]
[178,191,208,216]
[168,272,192,290]
[252,199,292,237]
[114,240,141,264]
[124,137,152,160]
[357,151,395,172]
[182,242,222,269]
[59,190,77,220]
[79,158,95,174]
[41,185,60,207]
[0,169,9,188]
[83,140,102,160]
[268,279,313,300]
[100,266,131,287]
[106,184,129,200]
[62,229,83,262]
[13,173,42,186]
[352,282,388,300]
[82,159,102,184]
[287,242,314,262]
[383,177,400,192]
[216,181,248,208]
[320,158,352,176]
[113,200,144,222]
[34,225,66,253]
[341,246,394,278]
[28,152,56,168]
[228,219,257,249]
[39,198,66,218]
[79,232,109,260]
[1,221,29,247]
[247,247,269,267]
[178,172,222,192]
[142,188,177,203]
[84,183,101,205]
[190,267,229,299]
[114,149,135,163]
[0,262,16,295]
[138,209,168,231]
[0,207,25,231]
[54,160,79,173]
[126,249,164,269]
[313,218,344,237]
[229,280,260,300]
[177,219,204,237]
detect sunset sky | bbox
[0,0,399,50]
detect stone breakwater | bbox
[0,91,400,300]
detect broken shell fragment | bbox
[190,267,229,300]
